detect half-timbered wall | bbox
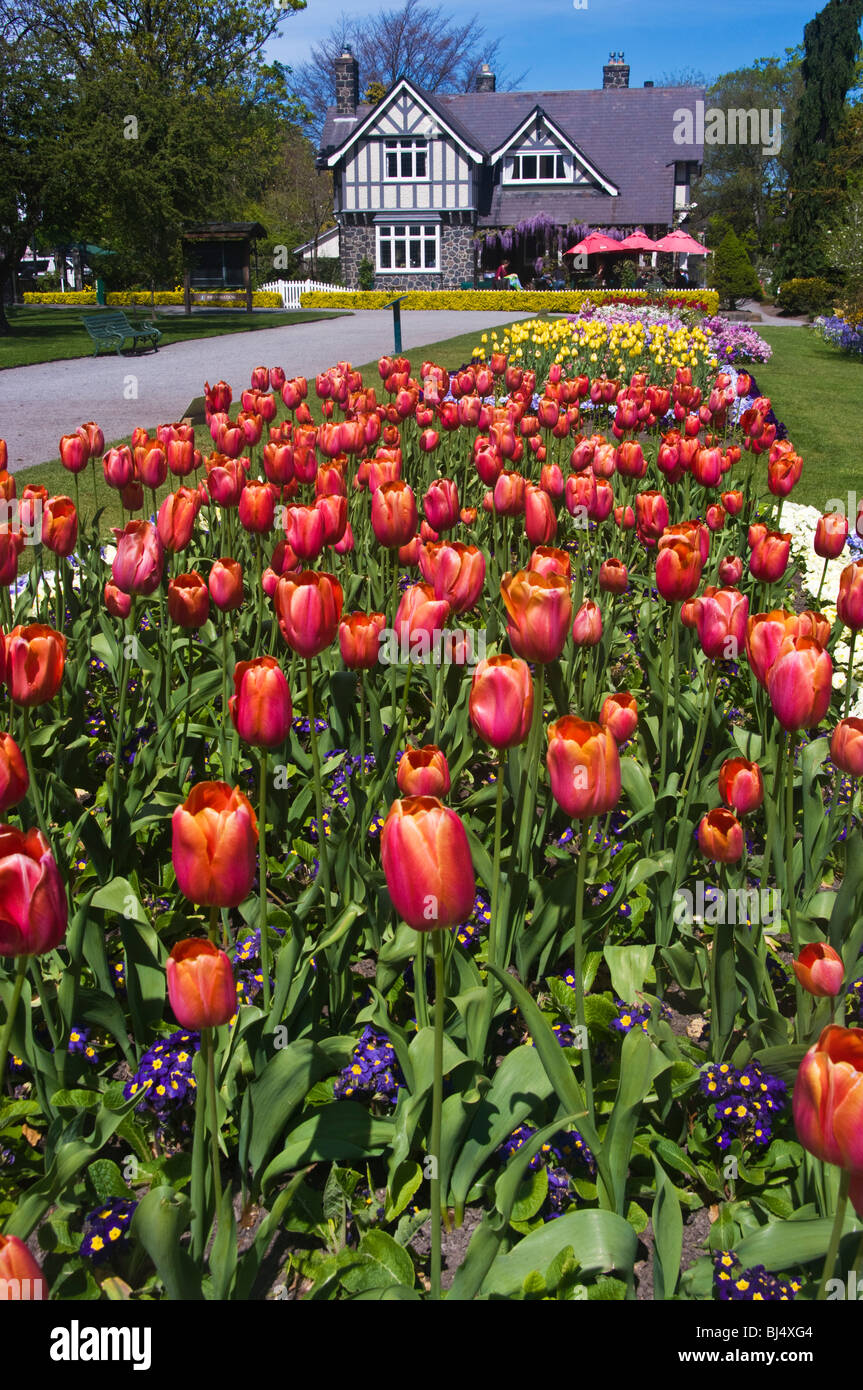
[339,90,474,212]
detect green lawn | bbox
[0,305,351,370]
[753,326,861,513]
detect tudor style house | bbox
[317,52,705,291]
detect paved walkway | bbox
[0,310,534,472]
[736,299,810,328]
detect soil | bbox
[634,1204,712,1300]
[410,1205,485,1291]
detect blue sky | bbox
[266,0,820,91]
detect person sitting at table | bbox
[495,260,522,290]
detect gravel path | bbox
[0,309,534,472]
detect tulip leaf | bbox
[208,1187,238,1300]
[478,1208,638,1299]
[247,1035,355,1174]
[603,944,655,1003]
[261,1103,395,1194]
[448,1044,553,1218]
[132,1186,203,1301]
[651,1157,683,1300]
[603,1027,670,1215]
[339,1229,416,1293]
[734,1213,862,1271]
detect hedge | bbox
[299,288,720,315]
[22,290,284,308]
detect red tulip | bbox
[831,718,863,777]
[599,692,638,744]
[419,542,485,614]
[172,781,258,908]
[167,572,210,630]
[0,1233,48,1299]
[339,611,386,670]
[766,636,832,731]
[546,716,621,819]
[529,547,570,580]
[167,938,236,1029]
[693,586,749,662]
[59,433,90,474]
[793,1026,863,1173]
[0,733,28,813]
[275,571,343,658]
[229,656,293,748]
[655,534,703,603]
[423,478,459,533]
[372,480,418,548]
[598,559,628,595]
[524,484,557,546]
[104,581,132,619]
[157,488,198,553]
[748,528,790,583]
[469,655,534,749]
[111,520,164,596]
[103,446,135,490]
[4,625,66,706]
[838,561,863,631]
[238,479,276,534]
[718,555,743,586]
[0,825,67,955]
[380,796,475,931]
[393,583,451,658]
[41,496,77,557]
[397,746,451,797]
[718,757,764,815]
[697,808,744,862]
[209,557,244,612]
[572,601,602,647]
[793,944,844,999]
[814,513,848,560]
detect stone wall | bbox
[340,220,474,290]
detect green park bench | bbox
[81,310,162,357]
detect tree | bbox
[242,127,336,282]
[776,0,863,279]
[289,0,523,141]
[0,0,309,297]
[709,229,762,308]
[691,51,802,261]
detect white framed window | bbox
[376,222,440,272]
[384,139,428,180]
[508,152,568,181]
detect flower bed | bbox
[0,327,861,1307]
[814,314,863,357]
[22,290,284,308]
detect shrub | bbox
[708,230,761,309]
[299,288,721,315]
[357,258,375,291]
[776,277,840,317]
[22,290,283,308]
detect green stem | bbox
[430,928,445,1301]
[680,662,719,802]
[359,673,367,785]
[21,706,51,846]
[760,731,785,897]
[306,658,334,933]
[573,820,594,1124]
[816,1167,850,1301]
[0,954,29,1088]
[254,538,264,652]
[786,731,805,1038]
[190,1041,207,1260]
[815,556,829,608]
[220,614,231,780]
[432,660,444,746]
[658,609,675,789]
[396,663,413,755]
[488,753,506,971]
[180,634,194,757]
[845,629,858,721]
[259,748,270,1011]
[203,1027,223,1215]
[516,664,546,879]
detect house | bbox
[318,51,705,290]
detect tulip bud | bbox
[397,746,451,798]
[697,808,744,863]
[172,781,258,907]
[167,938,236,1029]
[339,611,386,670]
[547,716,621,819]
[793,943,844,999]
[599,692,638,744]
[0,1233,48,1299]
[229,657,292,748]
[793,1025,863,1174]
[469,655,534,749]
[209,557,244,612]
[0,825,67,955]
[831,718,863,777]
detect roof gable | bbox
[325,77,484,167]
[489,105,619,196]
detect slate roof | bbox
[321,82,704,228]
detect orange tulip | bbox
[793,943,844,999]
[229,657,292,748]
[167,572,209,630]
[500,569,572,664]
[0,1233,48,1299]
[697,808,744,863]
[0,733,28,813]
[599,692,638,744]
[831,718,863,777]
[209,557,244,612]
[275,571,343,658]
[172,781,258,907]
[167,938,236,1029]
[718,757,764,815]
[793,1026,863,1173]
[41,496,78,557]
[546,716,621,819]
[397,746,451,797]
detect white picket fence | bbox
[260,278,349,309]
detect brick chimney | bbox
[335,46,359,115]
[602,52,630,89]
[476,63,496,93]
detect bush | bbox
[708,230,761,309]
[299,288,721,314]
[776,277,840,317]
[358,258,375,291]
[22,289,283,308]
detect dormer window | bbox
[384,139,428,180]
[508,152,568,181]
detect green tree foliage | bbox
[0,0,309,305]
[242,127,336,283]
[692,51,802,261]
[776,0,863,279]
[709,229,762,309]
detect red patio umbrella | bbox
[653,229,710,255]
[565,232,623,256]
[616,230,661,252]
